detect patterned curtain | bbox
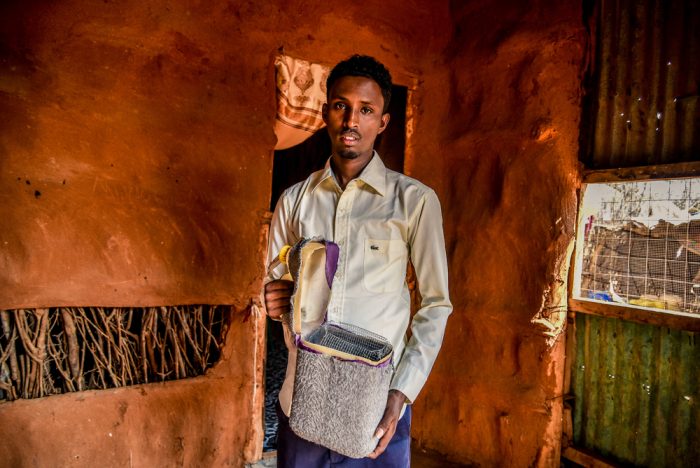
[274,55,329,150]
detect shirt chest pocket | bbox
[363,239,408,294]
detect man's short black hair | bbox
[326,55,392,113]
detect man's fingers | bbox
[367,390,405,459]
[267,300,292,312]
[265,301,292,315]
[267,310,289,320]
[265,292,292,304]
[265,291,292,307]
[265,280,294,292]
[373,412,391,439]
[265,298,290,316]
[367,421,396,459]
[264,280,294,319]
[265,296,291,306]
[368,410,396,459]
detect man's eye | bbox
[361,107,373,114]
[334,102,346,110]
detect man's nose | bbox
[343,107,359,128]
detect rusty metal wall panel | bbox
[572,314,699,466]
[581,0,700,168]
[572,1,700,464]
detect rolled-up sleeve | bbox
[390,189,452,403]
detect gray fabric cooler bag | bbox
[280,238,394,459]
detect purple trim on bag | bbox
[323,240,339,289]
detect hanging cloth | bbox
[274,54,330,150]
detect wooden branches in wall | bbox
[0,306,230,401]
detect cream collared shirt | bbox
[264,153,452,416]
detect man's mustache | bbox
[340,130,361,139]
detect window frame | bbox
[568,160,700,333]
[561,160,700,466]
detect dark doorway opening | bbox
[263,85,408,452]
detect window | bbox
[0,305,229,401]
[572,178,700,317]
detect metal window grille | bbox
[573,179,700,316]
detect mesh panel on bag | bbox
[305,323,393,362]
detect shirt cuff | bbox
[390,359,428,404]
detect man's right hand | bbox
[264,279,294,320]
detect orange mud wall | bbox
[0,0,585,466]
[0,1,450,466]
[409,1,585,466]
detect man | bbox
[264,55,452,467]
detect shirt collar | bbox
[357,152,387,196]
[309,151,386,196]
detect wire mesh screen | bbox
[305,323,393,362]
[573,179,700,316]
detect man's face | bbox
[322,76,390,161]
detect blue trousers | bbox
[275,401,411,468]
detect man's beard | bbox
[338,149,360,159]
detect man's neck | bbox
[330,152,374,190]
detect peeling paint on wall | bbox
[532,239,577,347]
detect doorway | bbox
[263,84,408,452]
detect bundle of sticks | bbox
[0,305,230,401]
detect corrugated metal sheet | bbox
[572,314,699,466]
[580,0,700,168]
[572,2,700,463]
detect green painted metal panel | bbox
[572,314,699,466]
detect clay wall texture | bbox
[410,2,585,465]
[0,0,585,466]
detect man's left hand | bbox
[367,389,407,459]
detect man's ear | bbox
[322,103,328,125]
[377,113,390,135]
